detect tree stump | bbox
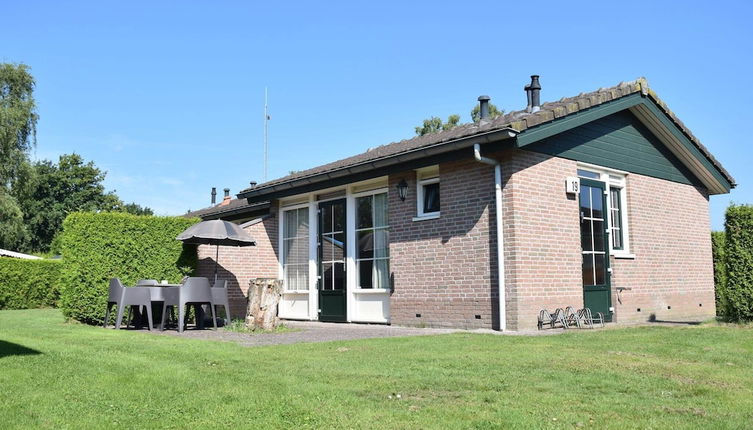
[245,278,283,330]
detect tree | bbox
[0,63,38,189]
[471,102,504,123]
[414,114,461,136]
[12,153,150,252]
[121,202,153,216]
[0,189,28,250]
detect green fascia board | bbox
[640,100,732,191]
[516,93,732,193]
[516,94,644,146]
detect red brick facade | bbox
[610,173,715,324]
[195,150,716,330]
[388,158,498,329]
[196,212,278,318]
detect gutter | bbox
[473,143,506,331]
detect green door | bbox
[318,199,347,322]
[579,179,613,321]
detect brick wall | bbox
[502,149,716,330]
[196,212,279,318]
[501,150,583,331]
[610,174,715,323]
[388,158,498,329]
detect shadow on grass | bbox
[647,313,703,325]
[0,340,42,358]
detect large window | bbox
[577,167,631,256]
[356,192,390,289]
[283,207,309,290]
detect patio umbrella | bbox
[176,219,256,283]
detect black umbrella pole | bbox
[214,245,219,285]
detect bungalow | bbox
[187,76,734,331]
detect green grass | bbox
[1,309,752,429]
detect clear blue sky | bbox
[2,1,751,229]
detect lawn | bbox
[1,309,752,429]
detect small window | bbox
[609,188,623,250]
[417,177,440,217]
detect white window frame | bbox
[577,164,633,259]
[353,188,390,292]
[415,166,440,220]
[280,203,312,292]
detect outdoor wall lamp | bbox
[396,179,408,201]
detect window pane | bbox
[375,259,390,289]
[333,263,345,290]
[580,186,591,218]
[297,208,309,233]
[357,231,374,259]
[333,203,344,232]
[577,169,600,179]
[590,187,603,220]
[284,210,296,239]
[582,254,594,286]
[357,196,373,229]
[612,227,622,250]
[592,221,605,252]
[373,229,389,259]
[333,232,345,261]
[581,221,593,251]
[594,254,606,285]
[297,265,309,290]
[423,182,440,213]
[358,260,373,289]
[321,205,332,233]
[374,193,388,227]
[322,262,333,290]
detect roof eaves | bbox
[238,127,518,200]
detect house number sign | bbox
[565,177,580,194]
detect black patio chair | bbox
[103,278,153,330]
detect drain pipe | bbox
[473,143,506,331]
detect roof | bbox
[0,249,42,260]
[237,77,734,200]
[185,199,269,220]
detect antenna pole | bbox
[263,87,269,182]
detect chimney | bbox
[211,187,217,205]
[477,95,491,122]
[220,188,231,206]
[249,181,257,189]
[528,75,541,113]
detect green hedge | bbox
[712,231,727,317]
[0,258,61,309]
[59,212,199,324]
[724,204,753,322]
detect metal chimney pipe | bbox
[478,95,491,121]
[211,187,217,205]
[524,84,532,112]
[529,75,541,112]
[223,188,230,198]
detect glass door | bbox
[580,179,613,321]
[318,199,347,322]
